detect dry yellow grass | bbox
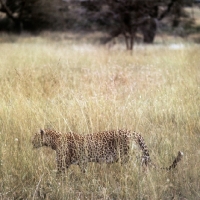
[0,33,199,199]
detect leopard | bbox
[32,129,183,174]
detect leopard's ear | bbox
[40,129,45,139]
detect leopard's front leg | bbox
[78,162,87,173]
[56,150,68,174]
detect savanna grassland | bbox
[0,33,199,199]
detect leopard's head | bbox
[32,129,45,148]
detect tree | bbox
[0,0,25,32]
[0,0,62,32]
[78,0,185,50]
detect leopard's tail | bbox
[134,132,183,170]
[163,151,184,170]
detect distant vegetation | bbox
[0,0,200,48]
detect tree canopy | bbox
[0,0,198,48]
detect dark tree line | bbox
[79,0,188,50]
[0,0,62,33]
[0,0,197,48]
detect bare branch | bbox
[158,0,177,21]
[0,0,18,22]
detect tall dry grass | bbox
[0,33,199,199]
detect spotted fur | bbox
[32,129,183,173]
